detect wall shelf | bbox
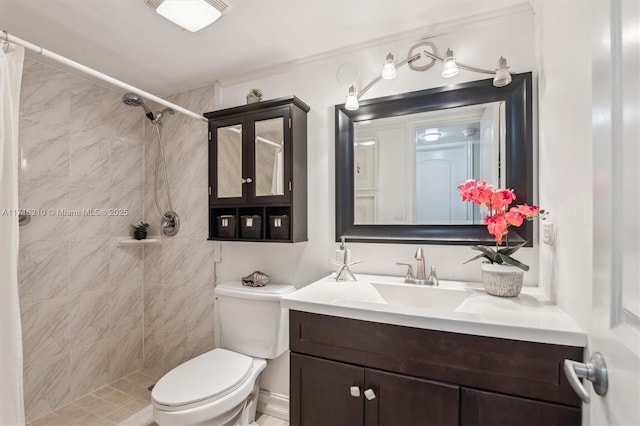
[117,237,161,246]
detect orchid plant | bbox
[458,179,546,271]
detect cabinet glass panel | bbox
[217,124,243,198]
[254,117,284,197]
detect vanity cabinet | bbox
[205,97,309,242]
[291,353,459,426]
[289,310,582,426]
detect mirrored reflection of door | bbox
[254,117,284,197]
[217,124,243,198]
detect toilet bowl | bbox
[151,281,295,426]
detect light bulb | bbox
[442,48,459,78]
[493,56,512,87]
[381,52,397,80]
[345,85,359,111]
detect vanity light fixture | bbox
[344,41,514,110]
[441,49,459,78]
[145,0,232,32]
[381,53,398,79]
[345,85,359,111]
[493,57,512,87]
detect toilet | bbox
[151,281,296,426]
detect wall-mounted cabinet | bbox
[205,97,309,242]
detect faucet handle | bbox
[396,262,414,279]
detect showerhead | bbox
[122,93,154,121]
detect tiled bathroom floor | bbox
[27,370,289,426]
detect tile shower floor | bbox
[28,370,288,426]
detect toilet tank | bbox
[215,281,296,359]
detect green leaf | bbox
[463,254,491,264]
[498,254,529,271]
[470,245,498,262]
[497,241,527,256]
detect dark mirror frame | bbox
[335,72,533,245]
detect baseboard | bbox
[257,390,289,421]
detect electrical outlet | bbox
[543,222,554,245]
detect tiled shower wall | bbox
[141,86,217,377]
[18,58,145,421]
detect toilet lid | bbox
[152,348,253,408]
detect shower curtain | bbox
[0,41,26,425]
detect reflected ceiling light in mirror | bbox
[423,131,442,142]
[493,57,512,87]
[344,41,514,111]
[358,140,376,146]
[441,49,459,78]
[145,0,231,32]
[345,85,359,111]
[381,53,397,79]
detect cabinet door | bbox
[247,108,291,204]
[210,117,246,205]
[290,353,364,426]
[460,388,581,426]
[364,369,459,426]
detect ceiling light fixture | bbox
[423,132,442,142]
[145,0,231,32]
[343,41,514,111]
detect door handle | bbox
[364,388,376,400]
[564,352,608,404]
[349,386,361,397]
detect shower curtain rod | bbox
[1,30,208,123]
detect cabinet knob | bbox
[349,386,361,397]
[241,177,253,184]
[364,388,376,400]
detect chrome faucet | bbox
[414,248,427,281]
[396,248,438,286]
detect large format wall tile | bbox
[109,328,143,381]
[19,240,69,304]
[70,130,111,187]
[110,286,143,333]
[23,353,71,421]
[69,339,110,400]
[69,291,110,348]
[21,298,71,366]
[69,239,109,295]
[20,59,71,126]
[18,117,70,183]
[109,243,142,288]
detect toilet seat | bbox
[152,348,254,412]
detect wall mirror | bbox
[335,72,533,245]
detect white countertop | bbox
[281,274,586,347]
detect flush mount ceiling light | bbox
[343,41,514,111]
[145,0,231,32]
[422,131,442,142]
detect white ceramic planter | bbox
[480,263,524,297]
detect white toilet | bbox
[151,281,295,426]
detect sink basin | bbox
[369,282,471,311]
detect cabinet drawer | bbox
[290,310,582,407]
[461,388,581,426]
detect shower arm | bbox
[1,30,207,123]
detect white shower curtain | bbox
[0,42,26,426]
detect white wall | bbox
[211,10,537,397]
[534,0,593,330]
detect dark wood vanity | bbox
[205,97,309,242]
[289,310,582,426]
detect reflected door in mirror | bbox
[217,124,243,198]
[254,117,285,197]
[354,102,503,225]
